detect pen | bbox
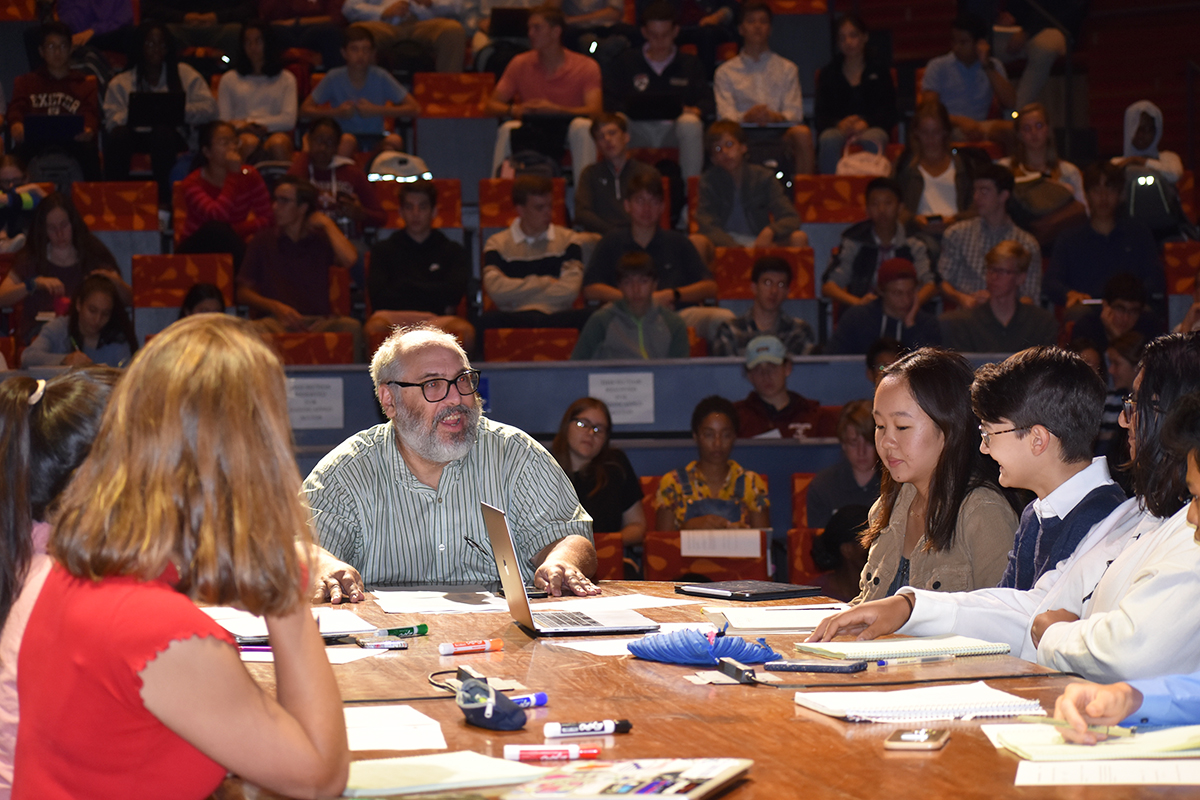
[1014,715,1134,738]
[510,692,548,708]
[438,638,504,655]
[876,655,956,667]
[238,645,272,652]
[544,719,632,738]
[504,745,601,762]
[373,623,429,638]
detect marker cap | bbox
[612,719,632,733]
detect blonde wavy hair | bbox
[51,315,312,615]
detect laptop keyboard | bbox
[532,610,601,628]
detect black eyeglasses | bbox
[571,418,607,436]
[385,370,480,403]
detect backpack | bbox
[1123,167,1195,241]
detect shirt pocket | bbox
[922,564,971,593]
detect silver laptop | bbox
[481,502,660,636]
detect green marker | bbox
[373,623,429,638]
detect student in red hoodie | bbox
[7,22,102,180]
[287,115,386,238]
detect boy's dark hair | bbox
[276,175,319,216]
[310,115,343,141]
[1103,273,1147,306]
[400,180,439,207]
[616,251,656,282]
[952,12,989,42]
[513,174,554,206]
[640,0,678,26]
[626,168,664,201]
[1162,392,1200,474]
[971,346,1106,464]
[690,395,738,435]
[705,119,746,152]
[974,162,1015,195]
[1083,160,1125,193]
[866,177,903,204]
[866,336,903,372]
[343,23,375,48]
[739,0,773,24]
[530,4,566,30]
[751,255,792,284]
[39,21,73,47]
[591,112,628,139]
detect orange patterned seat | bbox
[262,332,355,365]
[375,178,463,230]
[329,266,351,317]
[478,178,569,229]
[793,175,872,224]
[1180,170,1197,225]
[710,246,816,300]
[787,526,826,586]
[72,181,158,232]
[483,328,579,361]
[687,327,707,357]
[643,529,771,582]
[131,254,235,308]
[790,472,816,529]
[1164,241,1200,295]
[0,0,37,20]
[765,0,827,12]
[412,72,495,118]
[592,532,626,581]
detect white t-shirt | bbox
[917,161,958,217]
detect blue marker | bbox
[510,692,548,708]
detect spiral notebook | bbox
[794,634,1010,661]
[794,681,1045,723]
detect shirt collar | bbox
[643,43,677,74]
[739,50,773,67]
[509,218,554,244]
[1033,457,1115,521]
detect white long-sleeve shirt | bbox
[217,70,298,133]
[102,62,217,130]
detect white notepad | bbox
[344,751,547,796]
[793,680,1045,722]
[704,605,848,635]
[993,723,1200,761]
[794,633,1010,661]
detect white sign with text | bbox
[587,372,654,424]
[287,377,345,430]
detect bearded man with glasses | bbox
[304,324,601,603]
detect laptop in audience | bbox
[623,93,685,121]
[22,114,85,143]
[128,91,187,128]
[481,502,660,636]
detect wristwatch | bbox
[672,288,682,304]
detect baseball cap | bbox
[877,258,917,288]
[745,335,786,369]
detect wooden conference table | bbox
[228,583,1177,800]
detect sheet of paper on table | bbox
[1014,759,1200,786]
[543,622,717,657]
[344,750,547,797]
[239,647,388,665]
[372,590,510,615]
[532,593,702,613]
[202,606,377,639]
[705,604,848,635]
[343,705,448,752]
[983,723,1200,761]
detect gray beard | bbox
[395,400,481,463]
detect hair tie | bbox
[27,379,46,406]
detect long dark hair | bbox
[551,397,625,497]
[863,348,1005,552]
[234,20,284,78]
[15,193,116,277]
[128,21,183,93]
[1132,333,1200,517]
[68,275,138,355]
[0,368,120,628]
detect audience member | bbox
[561,0,635,65]
[21,275,137,368]
[57,0,137,55]
[573,251,689,359]
[852,347,1019,603]
[822,176,935,309]
[813,13,896,175]
[939,240,1057,352]
[1113,100,1182,183]
[827,258,940,355]
[15,315,350,798]
[0,156,45,253]
[343,0,467,74]
[178,282,227,318]
[176,120,273,271]
[288,116,387,234]
[305,325,601,596]
[712,254,815,356]
[551,397,646,546]
[993,1,1085,109]
[584,170,731,340]
[713,1,812,175]
[656,394,770,531]
[0,194,129,342]
[365,180,474,349]
[604,1,712,182]
[1071,274,1161,354]
[1000,102,1087,245]
[807,400,881,529]
[486,6,602,186]
[8,22,102,180]
[920,12,1015,147]
[217,22,299,161]
[1098,330,1143,494]
[237,176,364,360]
[1044,161,1164,312]
[300,25,419,150]
[1067,335,1104,379]
[141,0,253,56]
[637,0,736,78]
[809,505,870,602]
[865,336,903,387]
[939,163,1041,309]
[897,101,972,246]
[574,113,661,236]
[259,0,345,70]
[481,174,588,330]
[694,120,807,257]
[0,368,118,793]
[973,347,1127,591]
[733,335,830,439]
[104,22,219,205]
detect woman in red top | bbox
[13,315,349,800]
[176,120,273,271]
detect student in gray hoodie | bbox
[573,251,689,359]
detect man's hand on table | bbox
[534,560,601,597]
[310,546,366,604]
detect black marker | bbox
[543,719,632,738]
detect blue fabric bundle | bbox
[627,627,780,666]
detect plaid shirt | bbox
[710,310,815,357]
[938,216,1042,300]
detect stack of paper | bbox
[989,723,1200,761]
[202,606,377,642]
[504,758,753,800]
[793,680,1045,722]
[703,605,847,635]
[794,634,1010,660]
[373,590,510,615]
[344,751,547,796]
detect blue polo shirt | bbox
[310,66,408,136]
[921,52,1006,121]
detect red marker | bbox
[503,745,601,762]
[438,638,504,655]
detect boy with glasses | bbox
[712,255,814,356]
[940,240,1057,352]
